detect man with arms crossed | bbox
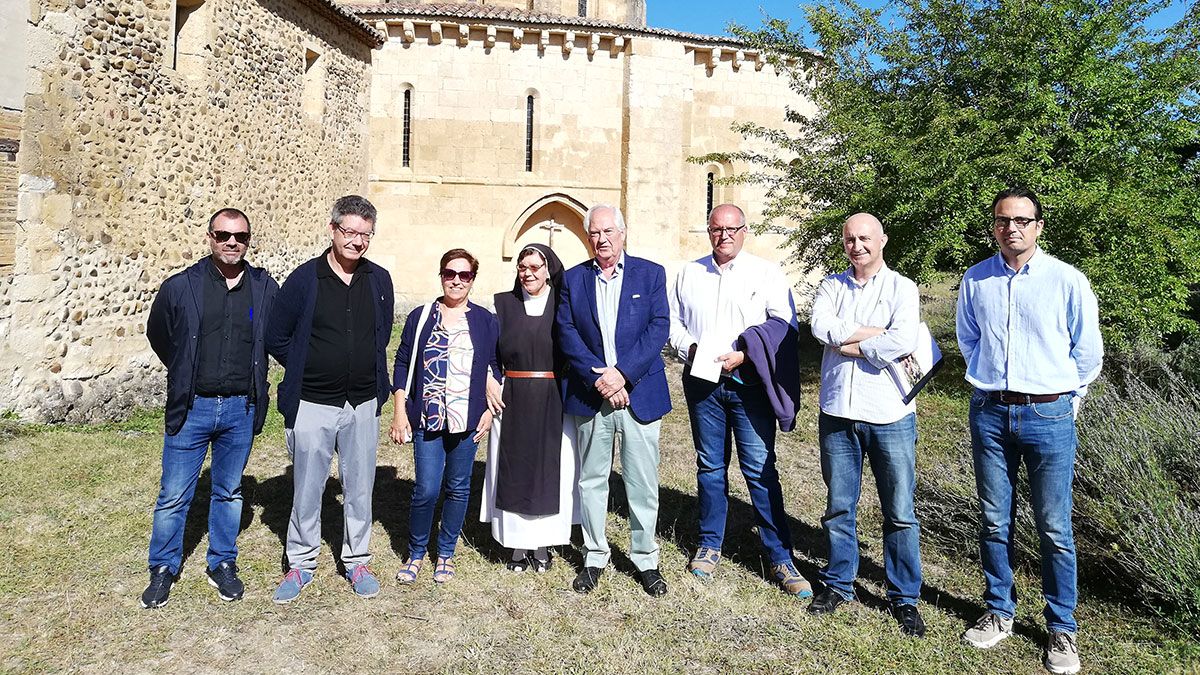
[668,204,810,597]
[267,195,395,603]
[143,208,278,608]
[557,204,672,597]
[808,213,926,637]
[957,187,1102,674]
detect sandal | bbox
[395,557,423,585]
[530,551,552,573]
[432,556,456,584]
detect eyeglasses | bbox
[210,230,251,245]
[334,224,374,241]
[707,225,746,237]
[992,216,1038,230]
[441,269,476,282]
[517,263,544,274]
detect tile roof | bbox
[348,2,748,46]
[298,0,386,46]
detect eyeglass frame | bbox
[333,223,374,241]
[992,216,1040,230]
[209,230,251,245]
[440,269,477,282]
[707,225,747,237]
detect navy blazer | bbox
[392,300,501,431]
[556,254,671,423]
[146,258,279,435]
[265,251,395,428]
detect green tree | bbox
[710,0,1200,347]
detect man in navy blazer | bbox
[142,208,277,609]
[557,204,672,597]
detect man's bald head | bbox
[842,212,888,279]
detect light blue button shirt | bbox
[956,248,1103,396]
[593,253,624,367]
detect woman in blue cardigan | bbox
[390,249,500,584]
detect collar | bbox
[317,248,371,279]
[206,257,246,285]
[591,252,625,275]
[996,246,1043,275]
[842,262,890,288]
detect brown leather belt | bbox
[988,391,1067,404]
[505,370,555,379]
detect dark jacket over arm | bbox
[146,259,279,435]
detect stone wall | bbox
[5,0,375,423]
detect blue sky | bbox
[647,0,1191,40]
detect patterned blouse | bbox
[420,304,474,433]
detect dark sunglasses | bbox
[440,269,476,282]
[210,230,251,244]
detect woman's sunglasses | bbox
[440,269,476,282]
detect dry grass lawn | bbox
[1,359,1196,673]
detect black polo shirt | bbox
[195,258,254,397]
[301,254,377,407]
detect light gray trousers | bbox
[284,399,379,573]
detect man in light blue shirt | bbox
[957,187,1102,675]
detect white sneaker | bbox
[1044,630,1081,674]
[962,611,1014,648]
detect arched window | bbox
[706,172,715,219]
[525,94,535,172]
[402,88,412,168]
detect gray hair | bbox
[330,195,377,228]
[584,204,626,232]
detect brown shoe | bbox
[770,561,813,598]
[688,547,721,580]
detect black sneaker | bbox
[206,561,245,601]
[638,568,669,597]
[140,565,176,609]
[572,566,604,594]
[892,603,927,638]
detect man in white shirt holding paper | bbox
[668,204,811,598]
[808,212,926,637]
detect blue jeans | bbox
[148,395,254,574]
[817,412,922,605]
[683,375,793,565]
[969,390,1078,633]
[408,429,479,559]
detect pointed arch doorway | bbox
[503,194,592,269]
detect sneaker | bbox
[688,547,721,580]
[140,565,176,609]
[891,603,926,638]
[272,569,313,605]
[770,561,813,598]
[346,564,380,599]
[206,561,245,602]
[572,566,604,594]
[962,611,1014,649]
[638,568,669,597]
[1044,630,1081,674]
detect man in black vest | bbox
[142,208,278,608]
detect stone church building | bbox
[1,0,809,422]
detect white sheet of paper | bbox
[690,339,726,383]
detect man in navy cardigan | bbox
[556,204,672,597]
[265,195,395,604]
[142,208,277,609]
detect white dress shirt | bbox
[668,251,797,362]
[810,265,919,424]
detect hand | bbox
[607,389,630,410]
[687,343,697,362]
[837,343,864,358]
[485,376,505,415]
[473,409,494,443]
[390,414,412,445]
[591,366,627,399]
[716,350,744,373]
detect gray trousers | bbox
[284,399,379,573]
[575,404,662,571]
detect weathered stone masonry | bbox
[5,0,381,423]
